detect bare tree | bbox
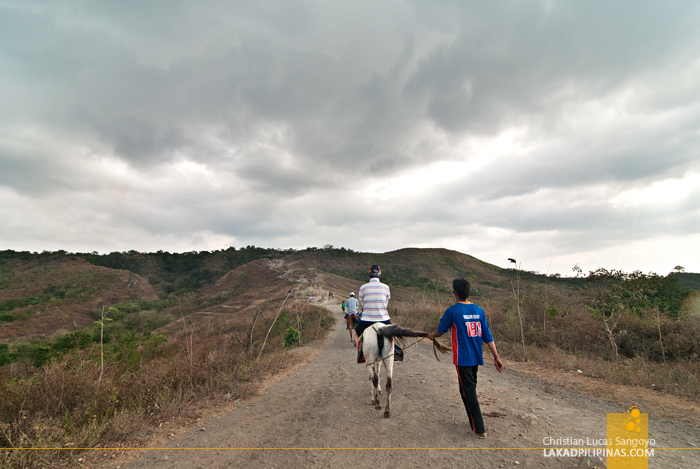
[584,268,648,363]
[655,306,666,365]
[256,290,294,365]
[508,258,526,360]
[544,261,552,333]
[180,299,194,372]
[95,305,113,384]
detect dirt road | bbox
[114,304,699,468]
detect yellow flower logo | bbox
[624,406,642,433]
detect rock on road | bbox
[116,305,699,468]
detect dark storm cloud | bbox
[1,0,431,180]
[1,0,699,271]
[404,1,700,134]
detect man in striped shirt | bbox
[355,265,391,338]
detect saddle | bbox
[356,326,403,364]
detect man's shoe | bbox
[476,433,487,439]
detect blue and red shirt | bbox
[437,302,494,366]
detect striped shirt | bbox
[358,278,391,322]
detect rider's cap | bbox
[350,292,355,296]
[368,265,381,278]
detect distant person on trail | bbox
[355,265,391,339]
[345,292,359,338]
[341,300,347,327]
[426,278,504,439]
[345,293,358,316]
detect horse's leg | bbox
[373,363,382,409]
[363,332,380,406]
[383,338,394,418]
[368,364,380,407]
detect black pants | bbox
[456,365,485,434]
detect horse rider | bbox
[345,292,359,338]
[354,265,391,341]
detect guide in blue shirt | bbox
[427,278,504,439]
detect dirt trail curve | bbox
[116,305,699,469]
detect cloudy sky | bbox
[1,1,699,275]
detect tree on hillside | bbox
[584,269,651,363]
[508,258,526,360]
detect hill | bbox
[1,246,699,467]
[0,254,157,341]
[1,247,694,343]
[671,271,700,290]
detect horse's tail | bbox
[376,325,425,343]
[377,325,452,357]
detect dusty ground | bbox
[101,304,699,469]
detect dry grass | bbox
[390,295,700,404]
[389,299,443,332]
[0,302,334,468]
[502,343,700,402]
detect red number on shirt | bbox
[466,322,481,337]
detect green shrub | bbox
[0,344,9,366]
[11,342,54,368]
[53,331,93,355]
[274,310,291,332]
[284,327,300,347]
[0,296,41,312]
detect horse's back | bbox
[361,325,378,359]
[362,323,392,362]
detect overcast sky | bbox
[1,1,699,276]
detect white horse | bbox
[361,324,428,418]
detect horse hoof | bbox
[375,405,382,410]
[384,411,390,418]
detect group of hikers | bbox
[341,264,504,439]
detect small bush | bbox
[284,327,300,347]
[0,344,10,366]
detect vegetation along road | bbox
[115,304,699,469]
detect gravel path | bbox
[113,305,700,468]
